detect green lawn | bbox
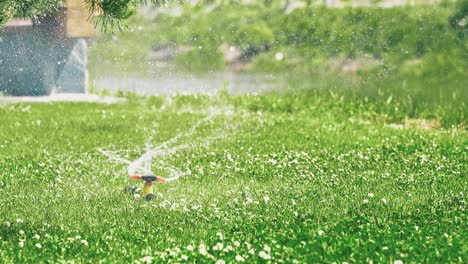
[0,93,466,263]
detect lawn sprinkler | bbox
[126,175,168,201]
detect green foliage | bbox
[7,0,63,18]
[175,47,225,73]
[101,0,137,20]
[94,3,466,76]
[0,4,11,26]
[449,0,468,38]
[0,0,173,29]
[235,21,274,51]
[90,3,467,126]
[0,0,63,27]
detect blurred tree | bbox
[0,0,173,30]
[0,0,63,26]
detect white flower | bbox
[234,241,241,247]
[134,193,141,199]
[275,52,284,61]
[141,256,153,264]
[363,199,369,204]
[213,242,224,251]
[248,248,255,255]
[394,260,403,264]
[33,234,40,239]
[259,251,271,260]
[318,230,325,236]
[35,243,42,249]
[263,196,270,203]
[186,245,194,251]
[19,230,25,235]
[199,244,208,255]
[18,240,24,248]
[16,218,23,223]
[81,240,88,246]
[415,226,419,231]
[216,232,223,239]
[181,255,188,261]
[368,193,374,198]
[215,260,225,264]
[263,245,271,252]
[4,221,11,227]
[235,255,245,262]
[223,245,233,252]
[381,198,387,205]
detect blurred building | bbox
[0,0,93,96]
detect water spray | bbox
[99,107,246,201]
[98,114,211,200]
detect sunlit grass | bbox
[0,94,466,262]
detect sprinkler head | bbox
[145,193,155,201]
[141,175,158,182]
[130,175,168,183]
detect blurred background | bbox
[90,0,466,124]
[0,0,466,125]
